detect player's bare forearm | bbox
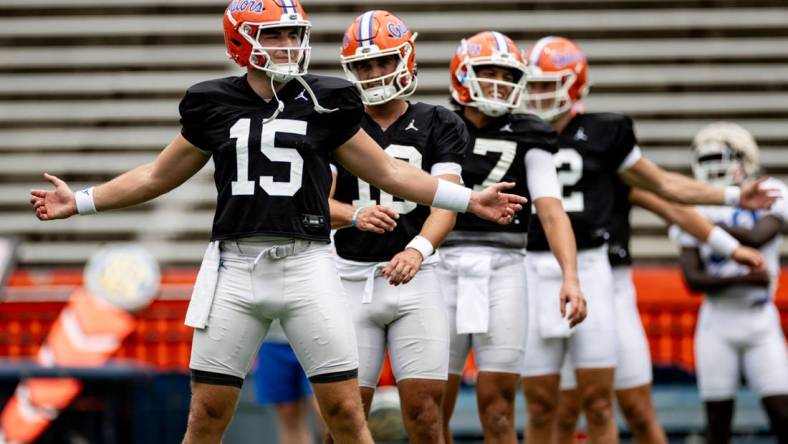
[329,198,354,229]
[328,172,353,228]
[630,188,714,241]
[719,215,782,248]
[95,134,208,211]
[682,268,768,293]
[534,197,579,283]
[620,158,724,206]
[678,247,769,293]
[336,130,439,206]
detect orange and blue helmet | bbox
[523,36,589,120]
[340,10,417,105]
[450,31,527,117]
[223,0,311,82]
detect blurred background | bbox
[0,0,787,442]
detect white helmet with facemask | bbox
[691,122,760,186]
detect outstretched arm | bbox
[31,134,209,220]
[335,129,525,224]
[619,157,777,209]
[630,188,765,270]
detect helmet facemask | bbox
[342,42,417,106]
[691,143,747,186]
[691,122,760,187]
[238,20,312,82]
[524,67,576,121]
[460,58,526,117]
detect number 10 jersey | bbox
[332,102,469,262]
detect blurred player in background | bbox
[553,184,766,444]
[27,1,528,443]
[672,122,788,444]
[440,31,586,444]
[521,36,776,444]
[329,10,467,443]
[254,320,325,444]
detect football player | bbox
[439,31,587,444]
[328,11,467,443]
[672,122,788,444]
[28,2,528,443]
[554,182,766,444]
[520,36,777,444]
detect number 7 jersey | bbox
[445,112,558,248]
[178,74,364,242]
[332,102,469,262]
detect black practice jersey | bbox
[445,112,558,249]
[608,176,633,267]
[332,102,469,262]
[179,74,363,242]
[528,113,639,252]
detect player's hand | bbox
[468,182,527,225]
[383,248,423,286]
[560,278,587,328]
[30,173,77,221]
[739,176,780,210]
[731,245,766,272]
[354,205,399,234]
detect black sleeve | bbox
[537,124,560,155]
[320,85,365,149]
[608,115,639,171]
[513,115,559,155]
[178,89,213,156]
[431,107,470,164]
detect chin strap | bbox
[262,75,286,124]
[294,75,339,114]
[263,75,339,124]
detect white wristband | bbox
[406,235,434,259]
[724,186,741,207]
[707,226,740,258]
[432,179,471,213]
[75,187,97,215]
[351,206,364,227]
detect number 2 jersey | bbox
[527,113,642,252]
[178,74,363,242]
[444,112,559,249]
[332,102,469,262]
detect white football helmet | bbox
[691,122,760,186]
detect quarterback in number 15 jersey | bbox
[332,103,469,262]
[179,74,363,242]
